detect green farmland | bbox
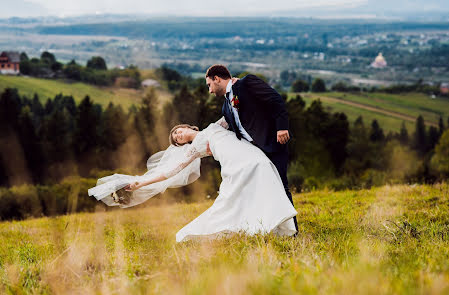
[297,92,449,132]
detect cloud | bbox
[2,0,48,17]
[6,0,448,17]
[21,0,369,16]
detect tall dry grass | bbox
[1,184,448,294]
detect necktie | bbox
[225,92,242,140]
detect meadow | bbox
[300,92,449,132]
[0,75,142,109]
[1,184,448,294]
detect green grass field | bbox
[0,75,143,109]
[296,92,449,132]
[1,184,448,294]
[324,92,449,124]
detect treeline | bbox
[285,71,447,96]
[286,95,449,191]
[19,51,141,88]
[0,88,161,186]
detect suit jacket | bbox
[222,74,289,154]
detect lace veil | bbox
[88,143,201,208]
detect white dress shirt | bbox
[226,80,253,142]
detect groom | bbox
[205,64,298,232]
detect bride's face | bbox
[172,127,190,145]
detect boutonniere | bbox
[231,95,240,109]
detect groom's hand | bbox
[206,143,213,156]
[277,130,290,144]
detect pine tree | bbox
[326,112,350,173]
[40,108,73,163]
[101,103,128,151]
[287,95,306,162]
[0,88,21,133]
[44,98,54,115]
[344,116,376,176]
[428,126,440,150]
[431,129,449,175]
[18,106,44,183]
[31,94,44,124]
[74,96,101,156]
[194,85,214,130]
[439,116,445,135]
[369,120,385,142]
[134,88,158,154]
[172,85,198,125]
[413,115,428,156]
[399,121,409,145]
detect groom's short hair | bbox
[205,64,231,80]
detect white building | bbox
[371,53,387,69]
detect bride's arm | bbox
[126,145,203,191]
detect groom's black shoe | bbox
[286,189,299,237]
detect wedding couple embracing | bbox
[88,64,299,242]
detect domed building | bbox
[371,53,387,68]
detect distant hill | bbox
[275,0,449,20]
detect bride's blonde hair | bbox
[169,124,199,146]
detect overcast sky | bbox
[5,0,449,18]
[13,0,368,17]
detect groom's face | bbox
[206,76,225,97]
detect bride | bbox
[88,119,297,242]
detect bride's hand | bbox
[231,77,240,85]
[125,181,140,191]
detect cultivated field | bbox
[300,92,449,132]
[1,184,448,294]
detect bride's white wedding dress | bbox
[88,122,297,242]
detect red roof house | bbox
[0,51,20,75]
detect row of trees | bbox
[0,88,160,186]
[287,72,446,96]
[286,94,449,190]
[19,52,141,88]
[291,78,326,93]
[1,83,448,189]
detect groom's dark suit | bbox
[222,74,298,231]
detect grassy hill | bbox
[0,75,144,109]
[297,92,449,132]
[1,184,448,294]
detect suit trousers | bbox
[265,149,299,232]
